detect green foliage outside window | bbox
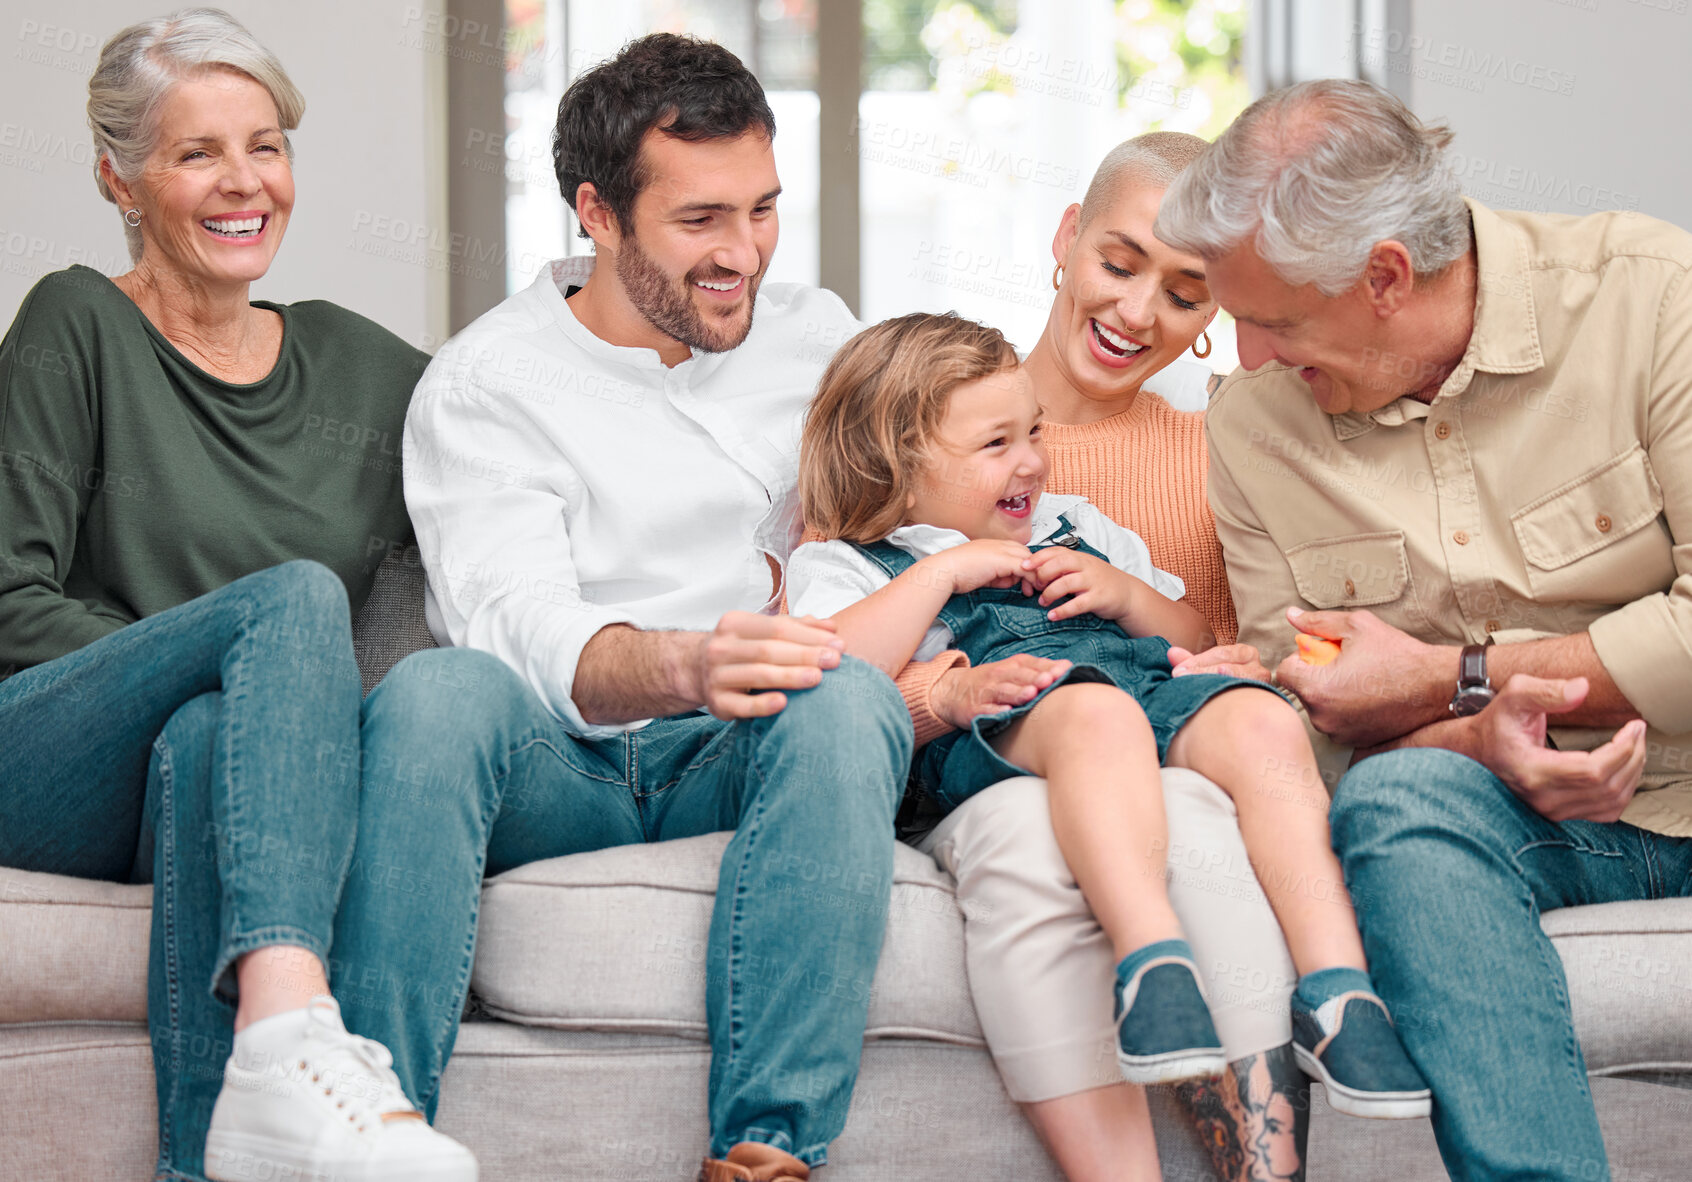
[864,0,1248,137]
[1115,0,1247,136]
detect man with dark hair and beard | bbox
[392,33,915,1182]
[549,32,784,360]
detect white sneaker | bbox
[205,995,478,1182]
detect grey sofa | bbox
[5,549,1692,1180]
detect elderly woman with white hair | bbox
[0,9,475,1182]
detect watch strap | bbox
[1458,643,1484,688]
[1450,637,1497,718]
[1458,636,1495,689]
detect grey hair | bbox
[1078,131,1207,228]
[1154,79,1470,295]
[88,8,305,262]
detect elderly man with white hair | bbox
[1155,78,1692,1180]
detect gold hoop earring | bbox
[1051,264,1064,291]
[124,208,142,227]
[1191,331,1212,360]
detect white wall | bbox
[0,0,448,349]
[1274,0,1690,231]
[1403,0,1691,232]
[11,3,1684,351]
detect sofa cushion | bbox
[10,1021,1692,1182]
[8,852,1692,1079]
[1544,898,1692,1073]
[0,868,150,1023]
[470,833,982,1044]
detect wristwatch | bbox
[1449,637,1496,717]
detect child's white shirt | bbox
[787,493,1187,662]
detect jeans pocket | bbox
[984,602,1114,640]
[1515,820,1654,910]
[1519,817,1634,860]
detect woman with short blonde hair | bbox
[897,131,1314,1182]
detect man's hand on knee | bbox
[932,655,1070,729]
[690,612,846,720]
[1169,642,1271,683]
[1472,674,1648,823]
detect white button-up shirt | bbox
[404,256,861,736]
[787,493,1186,662]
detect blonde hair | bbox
[1078,130,1207,229]
[88,8,306,261]
[800,313,1019,544]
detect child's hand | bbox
[919,539,1035,596]
[1022,548,1140,623]
[933,655,1072,728]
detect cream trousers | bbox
[917,771,1297,1102]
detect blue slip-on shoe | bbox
[1291,967,1432,1119]
[1114,939,1227,1084]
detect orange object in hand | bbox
[1295,634,1342,666]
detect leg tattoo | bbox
[1176,1044,1309,1182]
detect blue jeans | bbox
[0,560,363,1181]
[1331,747,1692,1182]
[332,646,912,1167]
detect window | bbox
[486,0,1253,375]
[859,0,1249,374]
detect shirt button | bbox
[1453,529,1470,545]
[1434,421,1452,440]
[1486,619,1501,633]
[1595,513,1612,533]
[1344,578,1356,597]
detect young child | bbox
[790,312,1430,1118]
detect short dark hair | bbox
[552,33,776,239]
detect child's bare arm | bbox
[1120,581,1215,653]
[830,565,955,675]
[831,539,1032,675]
[1024,548,1214,653]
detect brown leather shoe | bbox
[698,1142,811,1182]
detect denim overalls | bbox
[852,516,1271,813]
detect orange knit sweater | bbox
[1042,392,1237,647]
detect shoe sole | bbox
[206,1129,479,1182]
[1116,1045,1228,1085]
[1294,1044,1433,1119]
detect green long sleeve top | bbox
[0,265,428,674]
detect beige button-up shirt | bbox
[1207,199,1692,836]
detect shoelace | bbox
[299,1005,417,1131]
